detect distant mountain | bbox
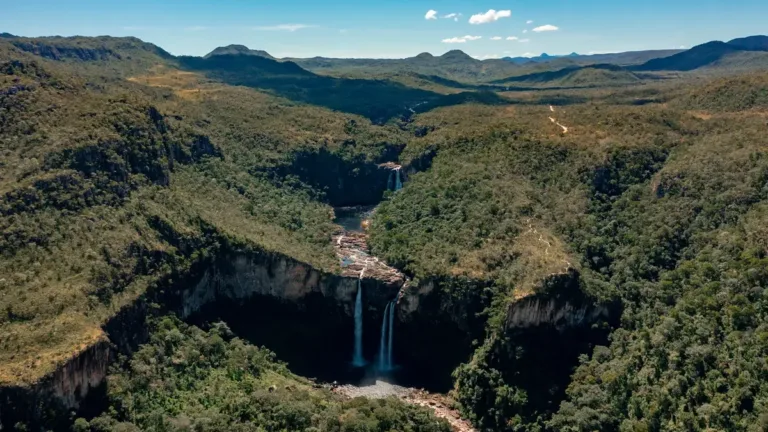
[503,52,579,64]
[289,49,518,82]
[633,41,740,71]
[0,32,15,38]
[503,50,683,66]
[3,35,173,64]
[634,35,768,71]
[204,44,274,60]
[494,64,642,88]
[179,53,310,78]
[440,49,477,63]
[573,50,684,65]
[727,35,768,51]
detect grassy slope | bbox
[0,39,410,386]
[3,32,768,432]
[370,88,768,429]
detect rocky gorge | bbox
[0,160,612,431]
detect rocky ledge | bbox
[333,231,405,286]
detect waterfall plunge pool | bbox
[333,205,375,233]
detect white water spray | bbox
[387,167,403,192]
[378,302,391,371]
[387,299,395,367]
[377,299,397,372]
[352,269,366,367]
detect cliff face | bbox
[453,270,616,425]
[394,277,493,391]
[505,270,611,331]
[505,294,609,330]
[179,252,403,319]
[278,148,404,207]
[0,249,404,431]
[0,340,112,431]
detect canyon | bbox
[0,160,611,431]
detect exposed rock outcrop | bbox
[179,250,403,319]
[0,247,403,431]
[504,270,611,331]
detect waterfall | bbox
[387,168,403,192]
[387,300,395,368]
[352,270,365,367]
[378,302,391,371]
[377,299,397,372]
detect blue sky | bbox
[2,1,767,58]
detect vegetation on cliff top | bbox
[370,93,768,430]
[3,32,768,432]
[0,38,410,386]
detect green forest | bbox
[1,32,768,432]
[75,316,451,432]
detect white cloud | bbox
[443,12,462,21]
[526,20,533,24]
[254,24,314,31]
[491,36,502,41]
[469,9,511,24]
[532,24,559,32]
[522,52,535,57]
[506,36,519,41]
[522,29,528,33]
[679,45,687,49]
[442,35,482,43]
[425,10,438,20]
[519,39,530,43]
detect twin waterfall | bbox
[352,269,398,372]
[351,165,402,370]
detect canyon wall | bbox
[0,249,403,431]
[505,271,611,331]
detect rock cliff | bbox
[0,248,404,430]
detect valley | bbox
[0,29,767,432]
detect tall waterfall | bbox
[378,302,391,371]
[352,269,365,367]
[377,299,397,371]
[388,168,403,192]
[387,299,395,367]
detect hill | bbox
[178,51,507,123]
[6,34,172,64]
[673,71,768,111]
[728,35,768,51]
[3,32,768,432]
[204,44,275,59]
[634,35,768,71]
[493,64,643,88]
[289,49,522,82]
